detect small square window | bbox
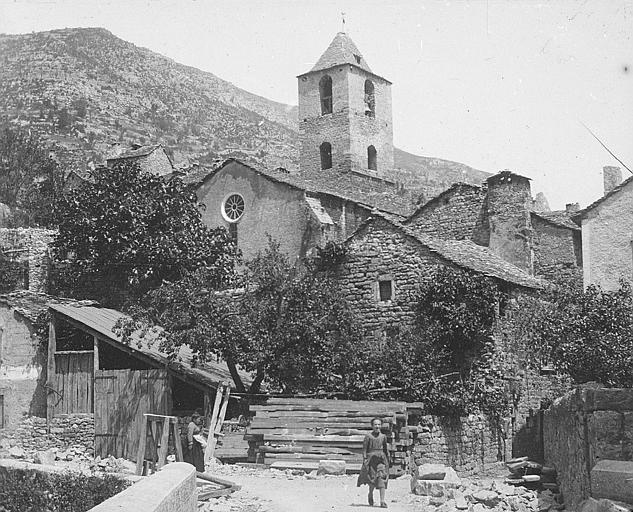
[378,280,393,302]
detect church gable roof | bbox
[310,32,373,74]
[190,158,414,217]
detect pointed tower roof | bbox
[310,32,373,73]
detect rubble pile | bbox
[411,462,564,512]
[505,456,558,491]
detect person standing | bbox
[357,417,390,508]
[184,411,205,472]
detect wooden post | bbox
[46,313,57,425]
[205,385,231,464]
[136,414,148,475]
[204,383,226,465]
[93,336,99,373]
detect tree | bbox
[0,124,64,226]
[123,239,363,395]
[500,279,633,388]
[52,162,237,306]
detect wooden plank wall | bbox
[51,352,94,415]
[94,369,171,461]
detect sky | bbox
[1,0,631,209]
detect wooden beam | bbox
[46,313,57,425]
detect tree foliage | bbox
[500,279,633,388]
[363,267,512,418]
[0,123,65,226]
[123,239,362,395]
[52,162,237,306]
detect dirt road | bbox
[200,467,422,512]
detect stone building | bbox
[573,166,633,290]
[404,171,582,283]
[106,143,174,176]
[0,228,55,294]
[337,214,543,339]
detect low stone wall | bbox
[0,413,94,460]
[89,462,196,512]
[410,414,511,475]
[543,386,633,509]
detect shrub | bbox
[0,469,129,512]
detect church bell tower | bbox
[297,32,394,177]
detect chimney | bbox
[565,203,580,213]
[603,166,622,195]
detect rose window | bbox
[222,194,245,222]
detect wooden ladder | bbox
[135,413,184,475]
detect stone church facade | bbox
[189,31,581,293]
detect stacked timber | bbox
[245,398,409,475]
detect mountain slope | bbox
[0,27,489,198]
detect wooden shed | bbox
[46,304,250,461]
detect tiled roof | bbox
[531,211,580,231]
[572,174,633,220]
[107,144,161,161]
[191,158,414,217]
[49,303,253,390]
[180,162,225,186]
[354,215,545,290]
[310,32,372,74]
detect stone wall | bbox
[543,386,633,508]
[298,65,393,176]
[90,462,196,512]
[405,184,488,243]
[531,216,582,283]
[410,414,512,475]
[338,217,448,336]
[0,413,94,459]
[0,228,55,293]
[0,299,46,428]
[486,172,533,272]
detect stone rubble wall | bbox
[0,413,94,459]
[543,386,633,509]
[0,228,56,293]
[410,414,511,476]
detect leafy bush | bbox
[0,469,129,512]
[499,279,633,388]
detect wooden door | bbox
[94,369,171,461]
[51,352,94,415]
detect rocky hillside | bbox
[0,27,488,197]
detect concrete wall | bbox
[543,386,633,508]
[90,462,197,512]
[405,184,488,243]
[0,228,55,293]
[410,414,512,475]
[581,179,633,291]
[0,305,45,427]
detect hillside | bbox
[0,27,489,197]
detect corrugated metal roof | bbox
[49,304,252,391]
